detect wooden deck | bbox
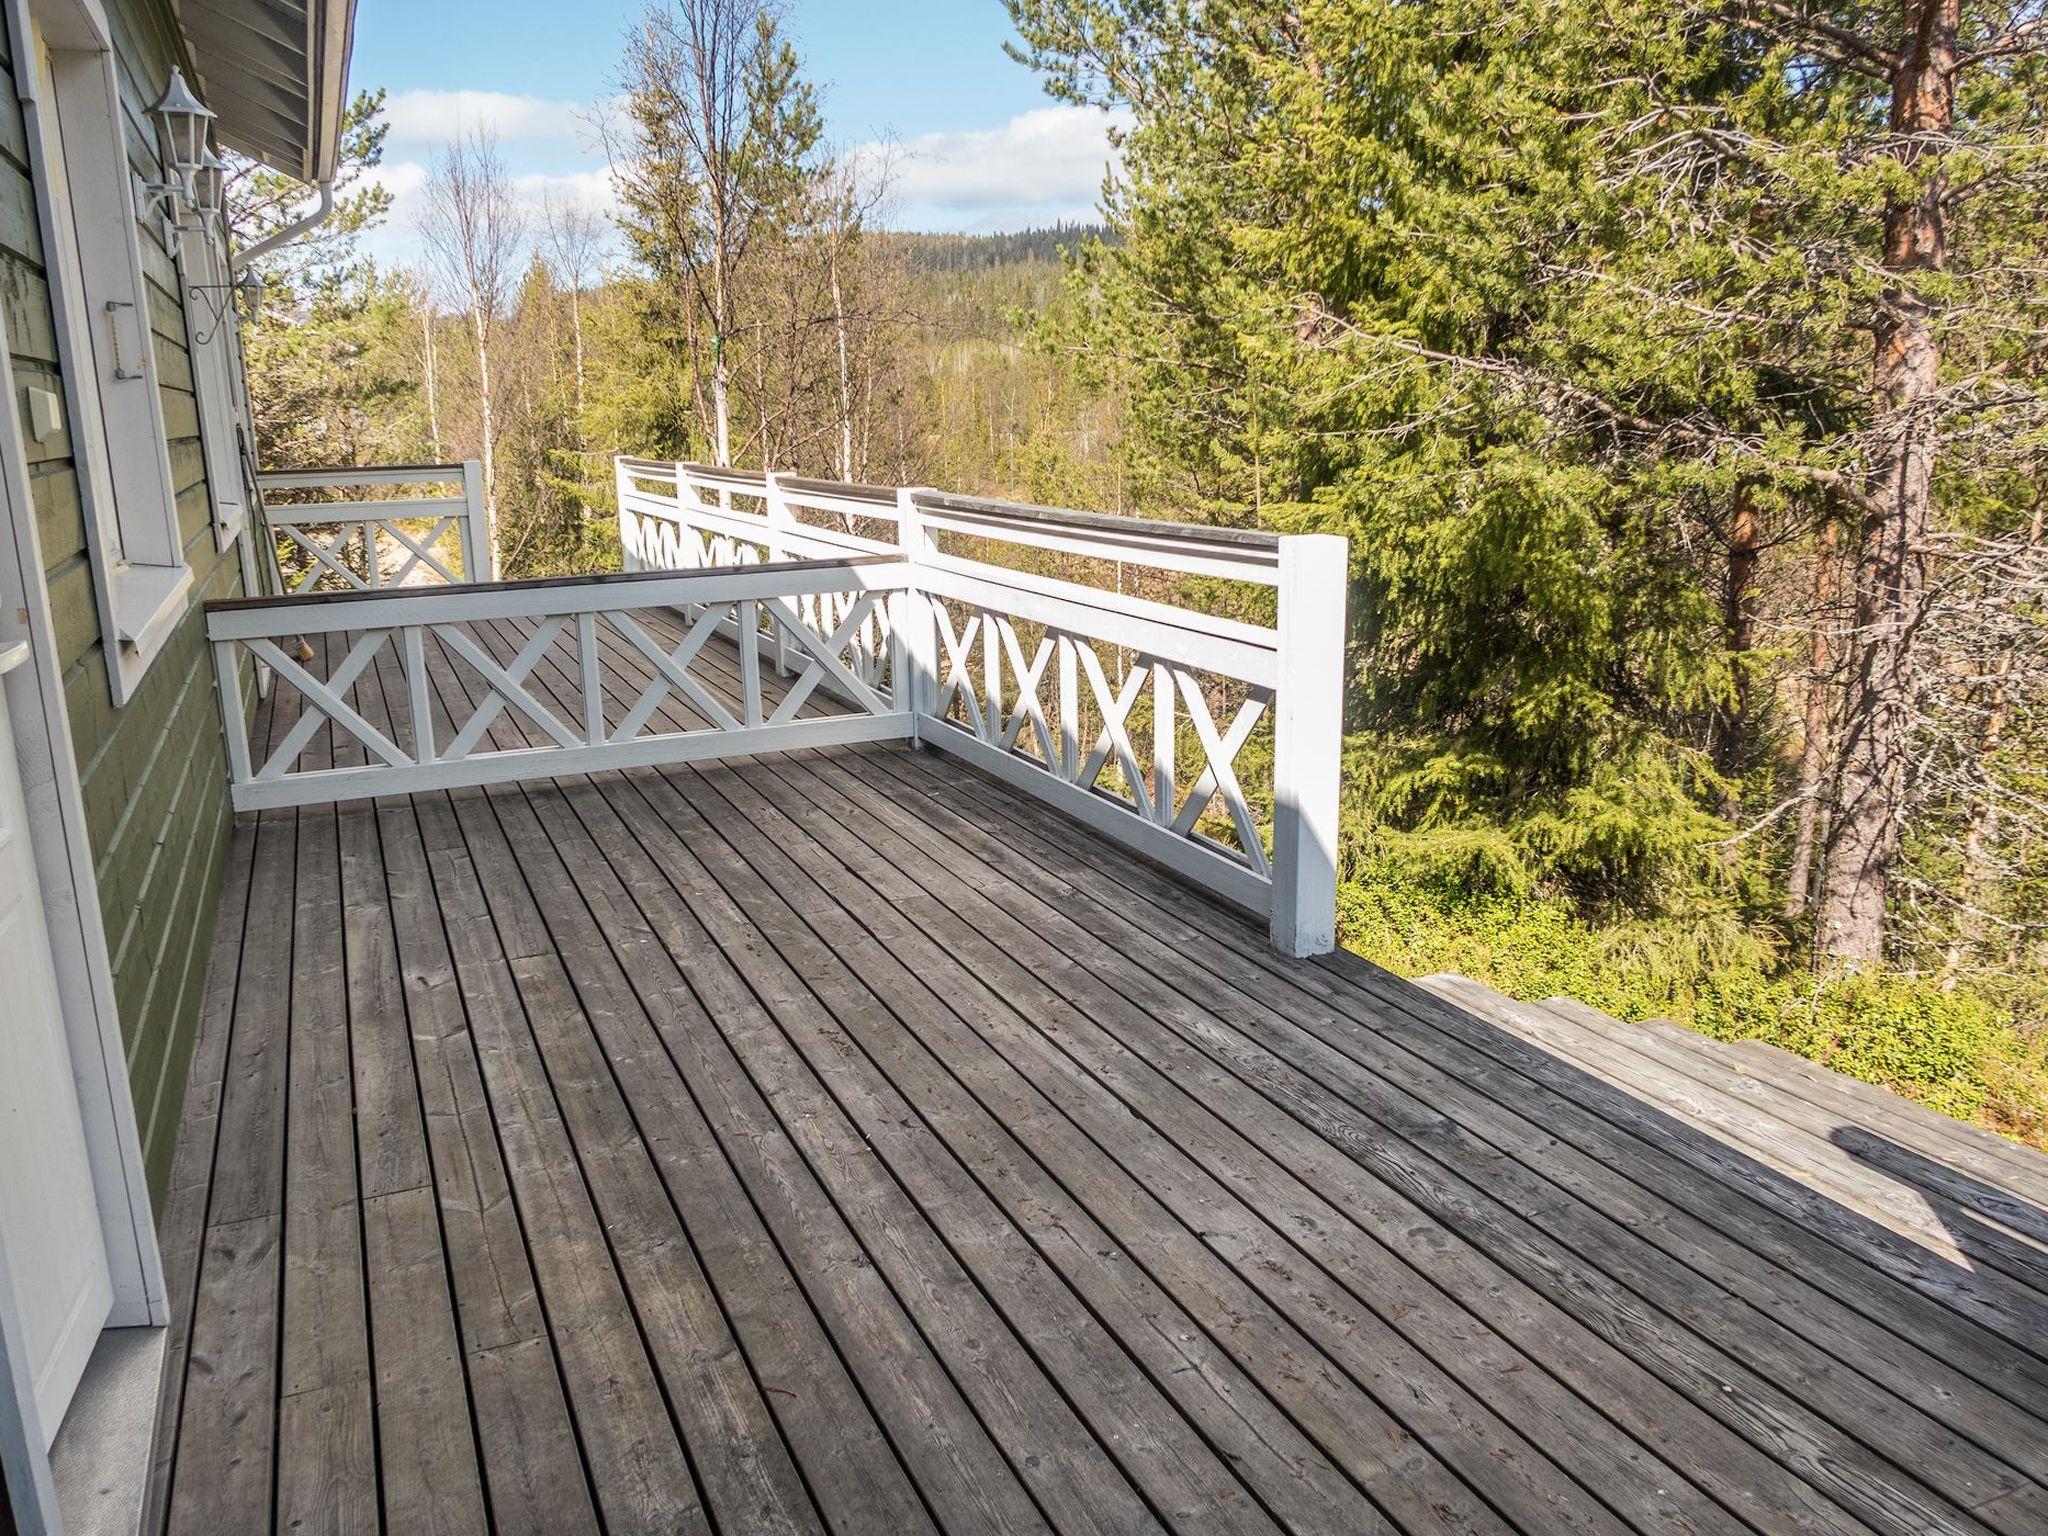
[145,607,2048,1536]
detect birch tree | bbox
[613,0,779,466]
[610,0,851,468]
[416,129,525,570]
[820,152,897,481]
[540,192,607,437]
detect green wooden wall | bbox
[0,0,242,1208]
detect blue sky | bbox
[349,0,1125,265]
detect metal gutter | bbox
[230,179,334,274]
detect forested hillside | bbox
[232,0,2048,1145]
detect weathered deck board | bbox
[802,749,2048,1507]
[1483,988,2048,1280]
[337,639,492,1536]
[855,745,2048,1481]
[664,764,1995,1536]
[149,611,2048,1536]
[853,741,2048,1416]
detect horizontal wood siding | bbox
[0,0,242,1206]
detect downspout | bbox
[230,179,335,274]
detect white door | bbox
[0,643,112,1445]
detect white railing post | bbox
[211,639,253,790]
[764,473,792,675]
[1268,534,1348,957]
[461,459,493,580]
[895,487,939,740]
[616,458,639,572]
[674,461,702,617]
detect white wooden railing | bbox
[206,459,1345,954]
[258,462,489,594]
[615,459,1347,954]
[207,559,910,812]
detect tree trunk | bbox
[1939,649,2012,987]
[1938,498,2041,985]
[712,332,732,468]
[423,309,442,461]
[829,238,855,481]
[1784,517,1840,917]
[1715,487,1762,822]
[569,286,586,436]
[711,228,733,467]
[2012,827,2034,969]
[1814,0,1957,967]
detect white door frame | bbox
[0,331,167,1536]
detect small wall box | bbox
[26,387,62,443]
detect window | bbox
[24,0,192,704]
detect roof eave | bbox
[306,0,354,182]
[184,0,358,183]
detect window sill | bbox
[107,561,193,698]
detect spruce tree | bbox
[1008,0,2048,962]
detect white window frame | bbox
[15,0,193,706]
[178,220,249,551]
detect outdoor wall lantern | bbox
[149,69,217,194]
[138,69,217,245]
[193,145,226,220]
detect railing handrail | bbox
[208,556,908,639]
[622,479,1276,665]
[776,473,900,506]
[210,550,895,615]
[617,459,1286,582]
[261,499,469,523]
[614,455,681,480]
[678,461,773,490]
[258,462,476,490]
[914,488,1281,552]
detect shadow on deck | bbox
[146,613,2048,1536]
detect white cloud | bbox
[355,100,1126,270]
[858,104,1129,231]
[358,89,626,270]
[380,89,596,153]
[510,167,616,212]
[362,159,429,202]
[360,161,619,273]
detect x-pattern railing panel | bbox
[209,561,911,811]
[620,493,897,696]
[927,597,1275,875]
[261,462,487,593]
[273,511,470,594]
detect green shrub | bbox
[1691,974,2048,1138]
[1337,873,2048,1147]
